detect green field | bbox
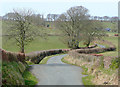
[2,21,118,54]
[2,32,118,54]
[102,21,117,32]
[99,35,118,57]
[2,36,68,53]
[2,20,67,53]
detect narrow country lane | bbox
[30,54,85,85]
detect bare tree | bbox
[56,6,90,49]
[56,6,105,48]
[5,9,45,53]
[82,20,105,47]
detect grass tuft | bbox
[23,70,38,85]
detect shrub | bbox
[110,58,119,69]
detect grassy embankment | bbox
[61,57,94,85]
[23,68,38,85]
[62,54,118,85]
[2,61,38,85]
[61,32,118,85]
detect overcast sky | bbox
[0,0,119,17]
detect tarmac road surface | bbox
[30,54,85,85]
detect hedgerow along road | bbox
[30,54,86,85]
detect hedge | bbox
[68,40,116,62]
[25,49,71,64]
[0,49,28,85]
[25,42,115,64]
[1,49,25,63]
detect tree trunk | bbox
[67,39,79,49]
[21,30,25,53]
[21,46,24,53]
[21,42,24,53]
[86,39,91,47]
[74,41,79,49]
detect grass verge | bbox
[82,75,95,86]
[61,57,94,85]
[23,68,38,85]
[39,53,65,64]
[39,55,53,64]
[26,53,66,65]
[26,54,64,65]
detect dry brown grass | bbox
[63,55,118,85]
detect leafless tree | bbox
[56,6,105,48]
[82,20,105,47]
[56,6,90,49]
[5,9,45,53]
